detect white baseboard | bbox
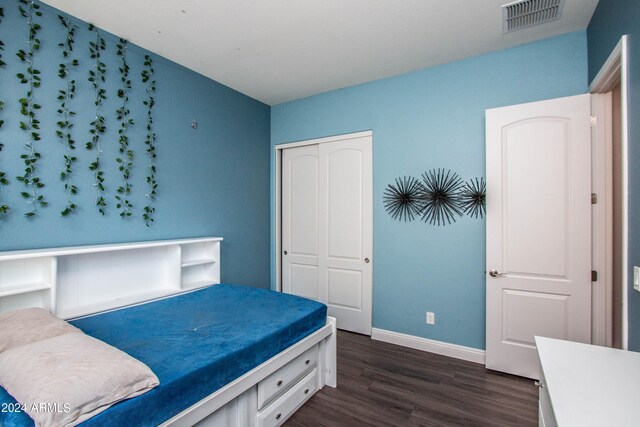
[371,328,486,365]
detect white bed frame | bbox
[0,237,337,427]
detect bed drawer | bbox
[257,345,317,409]
[257,368,317,427]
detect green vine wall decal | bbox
[87,24,107,215]
[57,15,79,216]
[116,38,134,217]
[16,0,46,218]
[0,7,8,216]
[2,9,163,223]
[142,54,157,226]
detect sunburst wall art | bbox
[460,177,486,219]
[383,176,424,222]
[383,169,486,226]
[418,168,464,226]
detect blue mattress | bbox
[0,284,327,427]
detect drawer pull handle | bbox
[276,380,283,386]
[535,381,544,388]
[304,388,309,394]
[305,359,310,365]
[275,413,282,420]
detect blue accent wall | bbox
[588,0,640,351]
[587,0,640,81]
[271,31,588,349]
[0,2,271,288]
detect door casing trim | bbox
[590,36,629,350]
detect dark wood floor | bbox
[285,331,538,426]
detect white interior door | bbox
[282,145,319,300]
[281,134,373,335]
[486,94,592,379]
[319,137,373,335]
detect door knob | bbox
[284,250,288,255]
[364,258,370,263]
[489,269,504,277]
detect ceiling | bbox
[41,0,599,105]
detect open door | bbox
[485,94,592,379]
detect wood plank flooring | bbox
[285,331,538,426]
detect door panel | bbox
[319,137,372,335]
[486,94,592,379]
[502,290,568,344]
[289,264,318,300]
[282,145,319,296]
[327,268,362,310]
[504,119,568,277]
[327,149,363,260]
[289,152,319,257]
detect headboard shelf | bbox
[181,258,217,268]
[0,282,51,298]
[0,237,222,319]
[0,237,221,261]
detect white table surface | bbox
[535,336,640,427]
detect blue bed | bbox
[0,284,327,427]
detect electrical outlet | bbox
[634,266,640,292]
[426,311,435,325]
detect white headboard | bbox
[0,237,222,319]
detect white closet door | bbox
[319,136,373,335]
[281,134,373,335]
[282,145,320,300]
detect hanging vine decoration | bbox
[115,38,134,217]
[142,54,157,226]
[0,98,7,217]
[87,24,107,215]
[57,16,79,216]
[16,0,46,218]
[459,177,486,219]
[418,168,464,226]
[0,7,9,216]
[383,176,424,222]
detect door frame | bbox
[590,35,630,349]
[274,130,373,293]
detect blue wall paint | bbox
[587,0,640,81]
[271,31,588,349]
[0,2,271,288]
[588,0,640,351]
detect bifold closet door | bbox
[282,135,372,335]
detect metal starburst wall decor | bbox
[383,169,486,226]
[419,169,464,226]
[460,177,486,219]
[383,176,424,222]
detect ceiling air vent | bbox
[502,0,565,33]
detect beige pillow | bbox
[0,307,81,353]
[0,332,159,427]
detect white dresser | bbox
[536,336,640,427]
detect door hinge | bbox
[591,193,598,204]
[592,270,598,282]
[590,115,598,127]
